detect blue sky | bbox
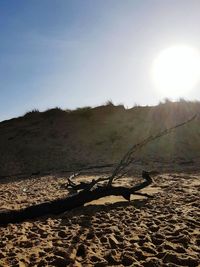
[1,0,200,121]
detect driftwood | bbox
[0,171,152,225]
[0,115,197,225]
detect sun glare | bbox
[151,45,200,98]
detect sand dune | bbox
[2,101,200,177]
[0,173,199,266]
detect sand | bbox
[0,173,199,266]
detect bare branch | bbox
[107,114,197,186]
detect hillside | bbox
[1,101,200,177]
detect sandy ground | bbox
[0,172,199,266]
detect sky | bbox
[1,0,200,121]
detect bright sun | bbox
[151,45,200,98]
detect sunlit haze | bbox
[1,1,200,121]
[151,45,200,99]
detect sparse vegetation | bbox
[24,109,40,117]
[104,100,114,106]
[72,106,92,119]
[43,107,63,117]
